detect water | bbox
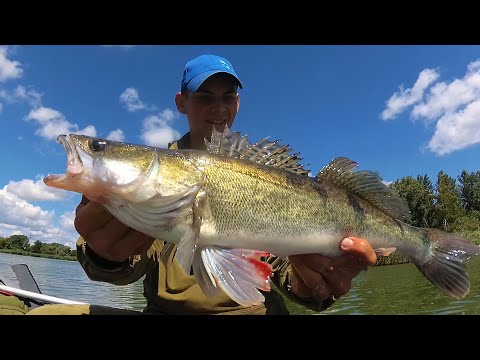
[0,253,146,311]
[2,252,480,314]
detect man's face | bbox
[178,73,240,146]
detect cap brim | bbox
[186,70,243,92]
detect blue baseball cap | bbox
[181,54,243,93]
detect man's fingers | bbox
[132,240,156,257]
[76,195,90,211]
[289,256,333,302]
[289,262,313,299]
[340,237,377,267]
[86,219,131,261]
[317,265,354,299]
[106,230,153,262]
[75,201,115,235]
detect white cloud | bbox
[106,129,125,142]
[60,210,75,229]
[0,85,42,104]
[0,46,23,83]
[0,188,54,229]
[140,109,181,148]
[0,85,43,117]
[428,99,480,155]
[0,188,79,248]
[381,68,439,121]
[120,87,144,112]
[119,87,157,112]
[4,178,67,202]
[411,60,480,121]
[381,59,480,155]
[12,85,42,107]
[76,125,96,137]
[26,106,97,141]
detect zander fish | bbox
[44,128,480,306]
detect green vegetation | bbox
[0,235,76,261]
[390,170,480,245]
[378,169,480,265]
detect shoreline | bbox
[0,249,76,262]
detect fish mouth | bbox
[43,135,83,185]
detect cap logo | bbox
[219,60,231,70]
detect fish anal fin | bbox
[374,247,397,257]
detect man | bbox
[28,54,377,315]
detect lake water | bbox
[2,252,480,315]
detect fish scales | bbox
[43,127,480,306]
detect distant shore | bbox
[0,249,76,262]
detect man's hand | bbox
[288,237,377,304]
[74,195,155,262]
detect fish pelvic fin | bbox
[414,229,480,299]
[205,126,310,176]
[174,190,207,274]
[193,247,273,306]
[317,157,411,221]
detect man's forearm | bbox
[76,236,152,285]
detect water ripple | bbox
[2,252,480,314]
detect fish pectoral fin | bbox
[193,247,272,306]
[175,231,198,275]
[374,247,397,256]
[174,190,206,274]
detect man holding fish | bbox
[37,53,376,315]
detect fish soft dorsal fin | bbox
[317,157,411,221]
[205,127,310,176]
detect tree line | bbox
[0,234,77,259]
[390,169,480,244]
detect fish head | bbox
[43,134,157,203]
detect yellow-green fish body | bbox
[44,128,480,306]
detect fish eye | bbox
[89,139,108,152]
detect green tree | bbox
[458,170,480,213]
[29,240,43,254]
[41,242,72,257]
[434,171,465,231]
[391,175,435,227]
[8,234,30,251]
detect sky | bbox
[1,44,480,249]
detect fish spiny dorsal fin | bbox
[205,126,251,158]
[317,157,411,221]
[205,126,310,176]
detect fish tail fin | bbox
[192,247,272,306]
[413,228,480,299]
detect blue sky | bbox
[1,45,480,249]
